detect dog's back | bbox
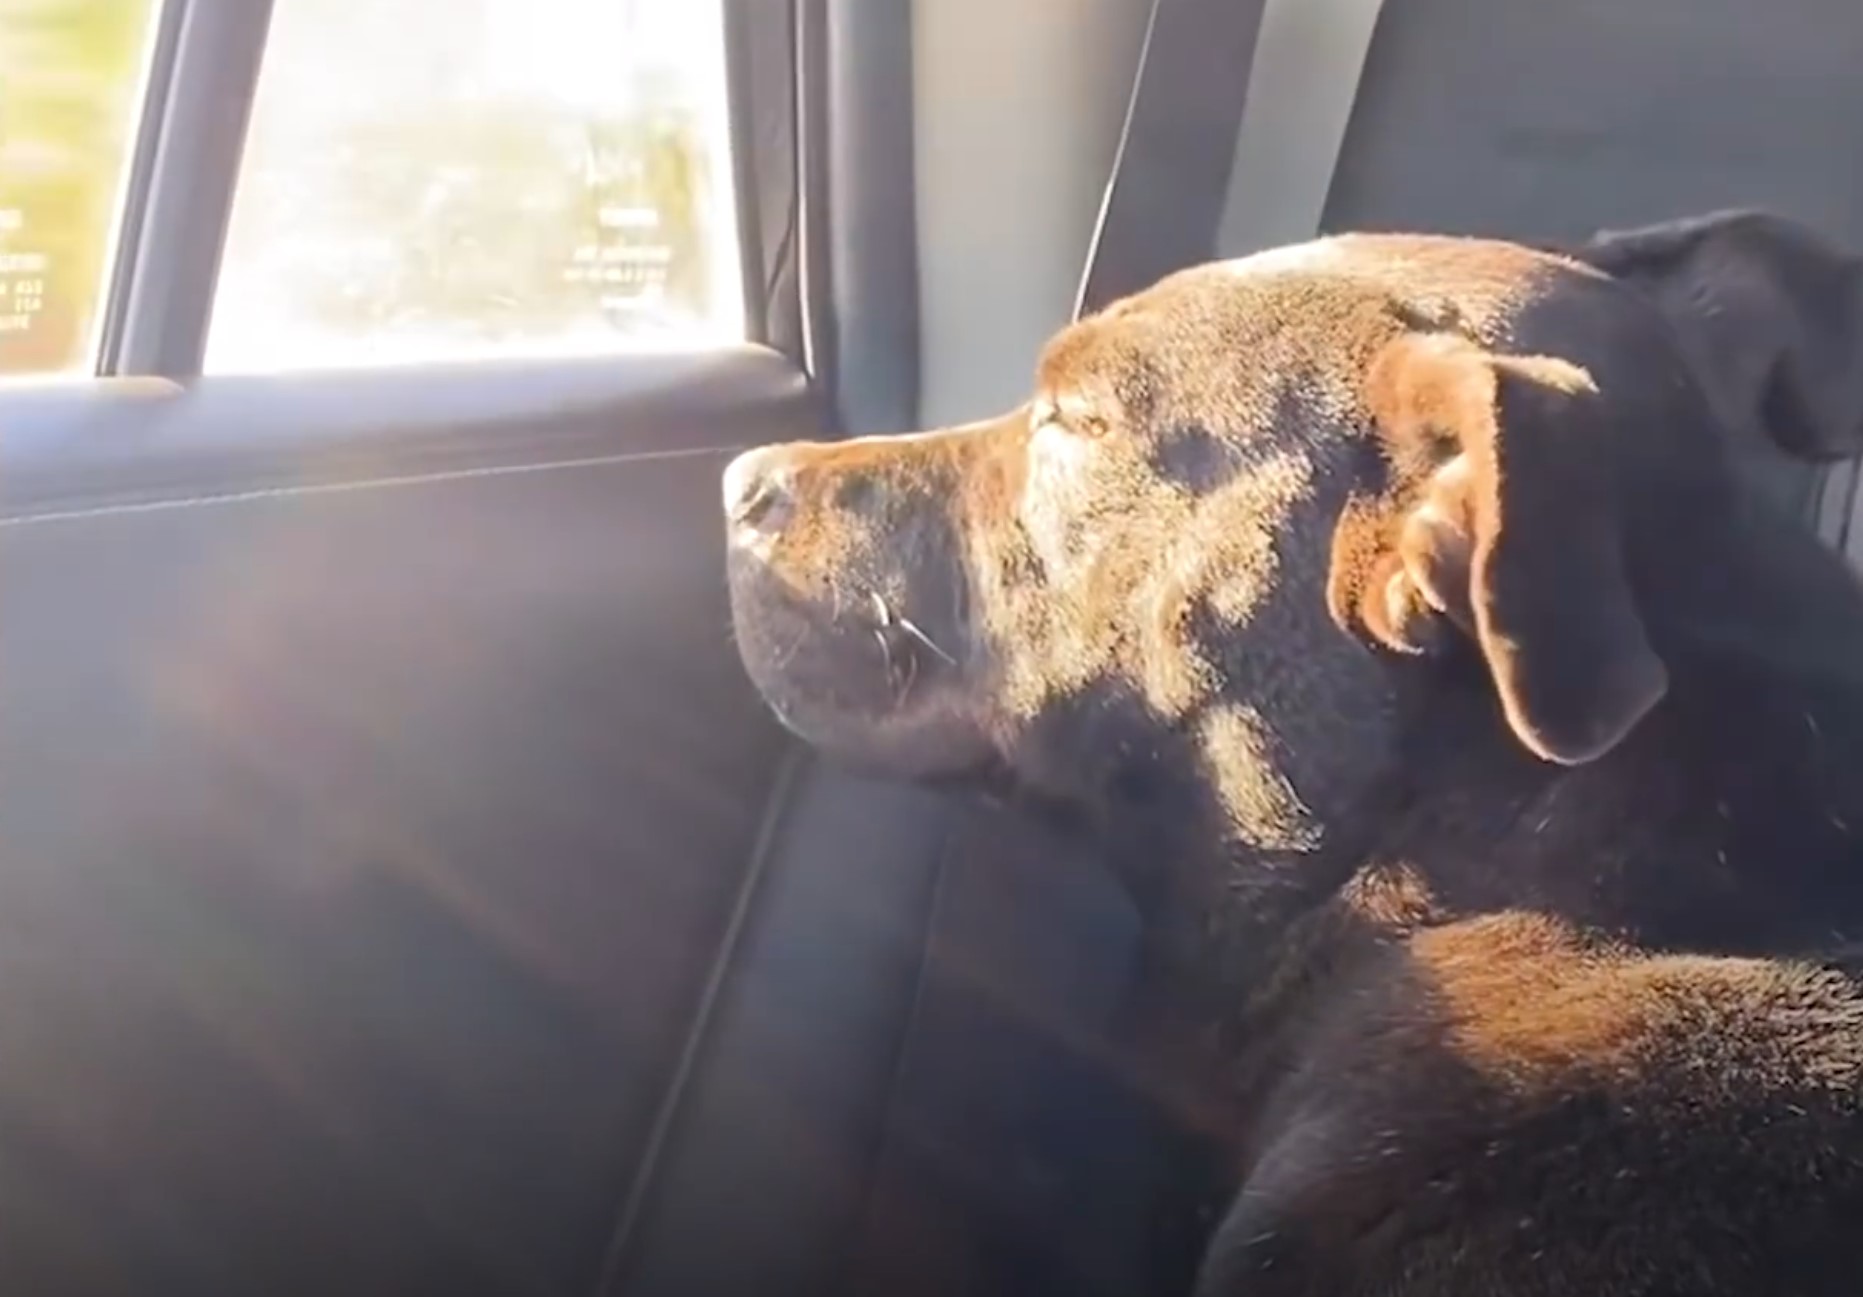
[1194,905,1863,1295]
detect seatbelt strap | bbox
[1216,0,1390,257]
[1073,0,1270,318]
[1075,0,1389,319]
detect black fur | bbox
[723,211,1863,1295]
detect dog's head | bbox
[725,211,1863,883]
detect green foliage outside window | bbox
[0,0,154,375]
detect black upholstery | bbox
[1325,0,1863,526]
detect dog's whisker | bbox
[774,621,810,670]
[874,625,922,698]
[896,615,957,666]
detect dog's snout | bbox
[723,445,797,536]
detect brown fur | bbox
[722,210,1863,1294]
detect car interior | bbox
[0,0,1860,1295]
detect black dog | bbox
[723,210,1863,1294]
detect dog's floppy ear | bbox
[1570,209,1863,459]
[1342,334,1668,765]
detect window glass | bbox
[207,0,742,374]
[0,0,163,379]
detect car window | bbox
[0,0,163,380]
[205,0,742,374]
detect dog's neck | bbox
[1433,498,1863,951]
[1121,501,1863,1105]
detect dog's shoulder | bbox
[1196,910,1863,1294]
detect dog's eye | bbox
[1031,399,1109,441]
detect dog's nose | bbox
[722,445,797,536]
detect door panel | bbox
[0,347,820,1296]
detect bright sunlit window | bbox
[205,0,743,374]
[0,0,163,379]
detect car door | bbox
[0,2,822,1294]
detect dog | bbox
[722,209,1863,1294]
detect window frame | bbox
[82,0,806,383]
[95,0,272,378]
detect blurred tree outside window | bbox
[206,0,742,373]
[0,0,161,379]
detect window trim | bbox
[728,0,810,371]
[723,0,773,351]
[819,0,920,435]
[79,0,186,376]
[97,0,275,379]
